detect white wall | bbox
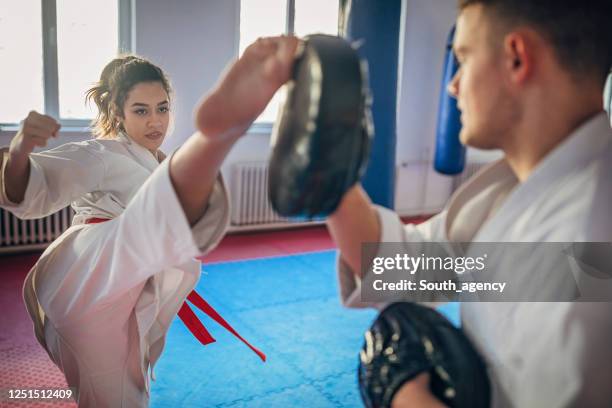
[134,0,239,152]
[394,0,457,215]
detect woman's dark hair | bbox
[85,55,172,138]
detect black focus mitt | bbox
[268,34,373,218]
[358,302,491,408]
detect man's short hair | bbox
[458,0,612,85]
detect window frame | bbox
[0,0,132,129]
[240,0,340,128]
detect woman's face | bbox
[121,81,170,154]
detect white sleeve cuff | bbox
[336,205,406,310]
[0,151,45,218]
[336,205,448,309]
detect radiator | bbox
[229,161,490,228]
[0,207,74,254]
[230,162,291,226]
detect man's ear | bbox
[503,30,534,85]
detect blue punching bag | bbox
[434,26,465,175]
[343,0,401,209]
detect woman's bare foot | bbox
[196,36,299,139]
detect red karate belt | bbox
[85,217,266,362]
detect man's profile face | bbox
[449,4,519,150]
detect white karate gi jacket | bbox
[0,132,230,407]
[338,113,612,407]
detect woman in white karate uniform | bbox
[0,37,299,407]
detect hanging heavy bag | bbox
[433,26,466,175]
[268,34,373,218]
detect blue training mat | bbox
[150,250,460,408]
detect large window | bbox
[0,0,131,126]
[239,0,340,125]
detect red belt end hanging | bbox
[185,290,267,362]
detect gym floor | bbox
[0,218,431,407]
[0,226,336,407]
